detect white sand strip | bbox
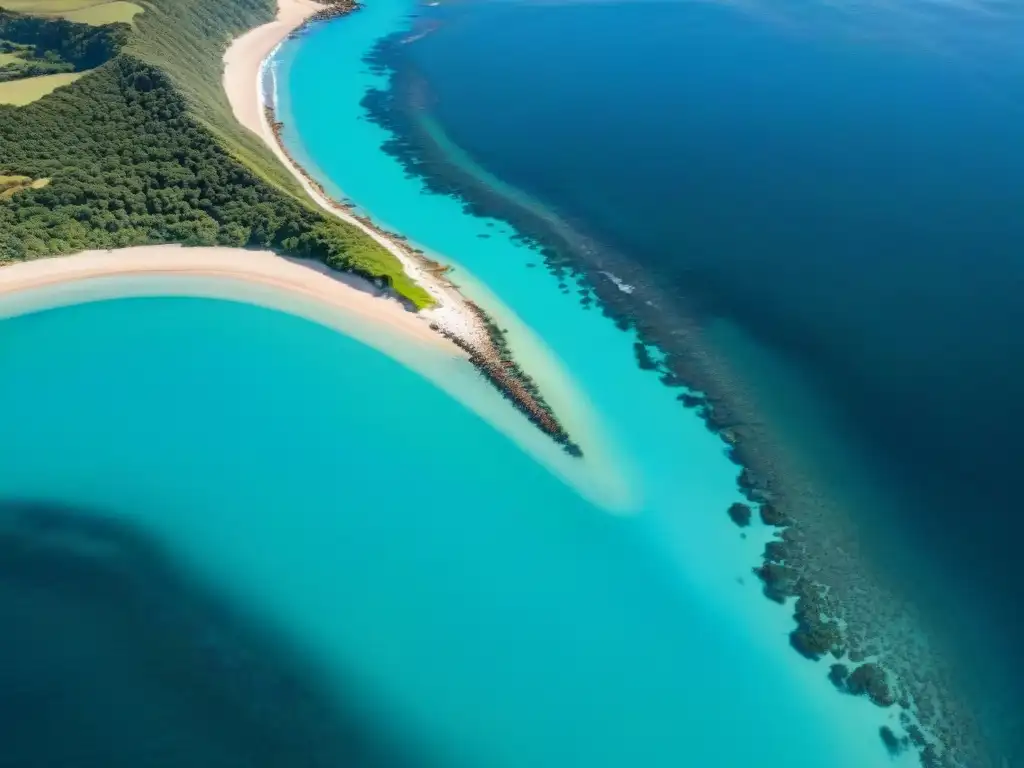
[222,0,481,344]
[0,246,460,354]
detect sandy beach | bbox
[222,0,478,344]
[219,2,593,455]
[0,246,460,352]
[221,0,322,140]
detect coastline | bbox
[353,23,1002,768]
[221,0,581,455]
[0,244,635,511]
[0,246,456,352]
[215,1,999,761]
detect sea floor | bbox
[266,1,922,764]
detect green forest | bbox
[0,10,129,76]
[0,5,433,308]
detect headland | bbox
[221,0,580,455]
[0,245,455,351]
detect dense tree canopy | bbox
[0,10,128,70]
[0,56,432,307]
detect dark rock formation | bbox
[658,372,685,387]
[759,502,788,526]
[753,563,799,603]
[727,502,752,527]
[737,467,771,503]
[848,663,897,708]
[790,591,844,660]
[790,620,843,660]
[676,392,704,409]
[763,540,791,564]
[906,724,927,748]
[828,663,850,690]
[879,726,906,756]
[633,341,658,371]
[308,0,361,24]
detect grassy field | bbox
[0,71,84,105]
[3,0,99,11]
[0,52,22,65]
[0,174,49,199]
[2,0,143,25]
[62,2,144,24]
[0,0,434,308]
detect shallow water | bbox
[360,3,1024,745]
[267,1,918,763]
[0,286,908,768]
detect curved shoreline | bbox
[222,0,580,455]
[0,246,456,352]
[0,245,634,511]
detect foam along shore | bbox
[0,246,633,510]
[222,0,583,456]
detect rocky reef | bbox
[308,0,362,24]
[880,726,910,756]
[430,303,581,456]
[829,660,898,708]
[847,663,898,708]
[353,21,1001,768]
[263,96,580,456]
[727,502,751,527]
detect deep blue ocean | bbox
[0,293,912,767]
[1,0,1021,765]
[353,0,1024,755]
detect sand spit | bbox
[0,245,634,511]
[221,0,579,454]
[0,246,457,351]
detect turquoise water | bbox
[0,293,907,766]
[0,0,937,763]
[259,1,918,764]
[0,295,903,765]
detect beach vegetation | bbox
[0,3,435,309]
[0,57,433,307]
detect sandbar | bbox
[0,246,461,354]
[222,0,480,343]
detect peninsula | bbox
[0,0,579,454]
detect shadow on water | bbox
[0,500,424,768]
